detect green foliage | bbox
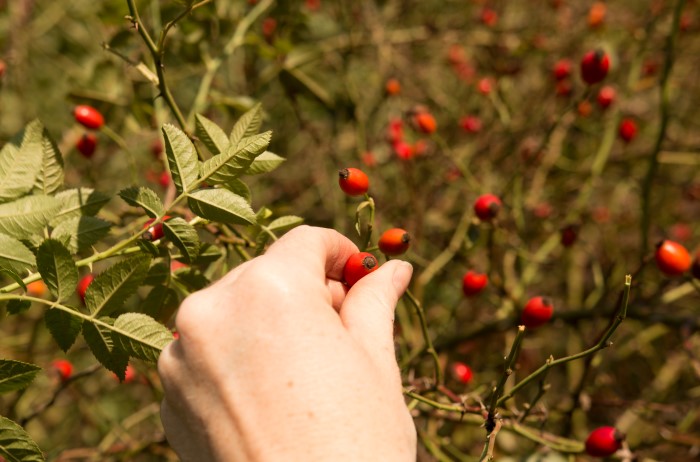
[0,416,44,462]
[0,360,41,394]
[36,240,78,302]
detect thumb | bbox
[339,260,413,373]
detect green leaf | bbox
[162,124,198,195]
[140,286,179,323]
[245,151,285,175]
[137,239,160,257]
[0,195,60,239]
[229,103,263,149]
[173,242,222,265]
[44,308,82,352]
[0,415,45,462]
[0,360,41,394]
[195,114,229,155]
[163,217,200,264]
[6,299,31,315]
[50,188,110,226]
[118,186,165,218]
[0,234,36,273]
[0,120,42,203]
[200,131,271,185]
[33,127,65,195]
[51,216,111,253]
[187,189,256,225]
[112,313,174,362]
[269,215,304,232]
[143,261,169,286]
[172,268,210,293]
[85,254,152,318]
[221,179,251,203]
[82,319,129,381]
[36,239,78,301]
[0,268,26,291]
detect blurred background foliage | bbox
[1,0,700,460]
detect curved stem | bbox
[403,288,443,387]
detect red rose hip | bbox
[474,194,502,221]
[338,168,369,196]
[552,59,572,81]
[462,271,488,296]
[655,240,691,276]
[76,133,98,158]
[521,296,553,328]
[73,105,105,129]
[378,228,411,256]
[51,359,73,382]
[451,361,473,384]
[597,85,616,109]
[585,426,624,457]
[618,118,638,143]
[76,273,94,304]
[343,252,379,287]
[580,49,610,85]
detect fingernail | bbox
[392,261,413,292]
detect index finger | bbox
[263,225,359,281]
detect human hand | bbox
[158,225,416,461]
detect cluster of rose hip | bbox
[337,165,700,458]
[553,48,638,143]
[73,105,104,159]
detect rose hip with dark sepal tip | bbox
[343,252,379,287]
[580,49,610,85]
[338,168,369,196]
[474,194,502,221]
[521,296,554,328]
[378,228,411,256]
[142,215,172,241]
[585,426,624,457]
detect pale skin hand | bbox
[158,225,417,461]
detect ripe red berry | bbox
[560,224,578,247]
[262,18,277,40]
[618,118,638,143]
[151,139,164,159]
[142,216,172,241]
[114,364,138,383]
[73,105,105,130]
[451,361,473,384]
[597,85,616,109]
[159,171,171,188]
[385,78,401,96]
[555,80,573,98]
[585,426,623,458]
[413,111,437,134]
[76,133,98,158]
[480,7,498,27]
[521,296,554,328]
[392,140,415,160]
[378,228,411,256]
[171,260,189,272]
[51,359,73,382]
[338,168,369,196]
[474,194,502,221]
[655,240,691,276]
[386,118,404,143]
[477,77,493,94]
[343,252,379,287]
[460,115,482,134]
[76,273,94,304]
[462,271,488,296]
[588,2,607,28]
[27,280,48,298]
[580,49,610,85]
[552,59,572,81]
